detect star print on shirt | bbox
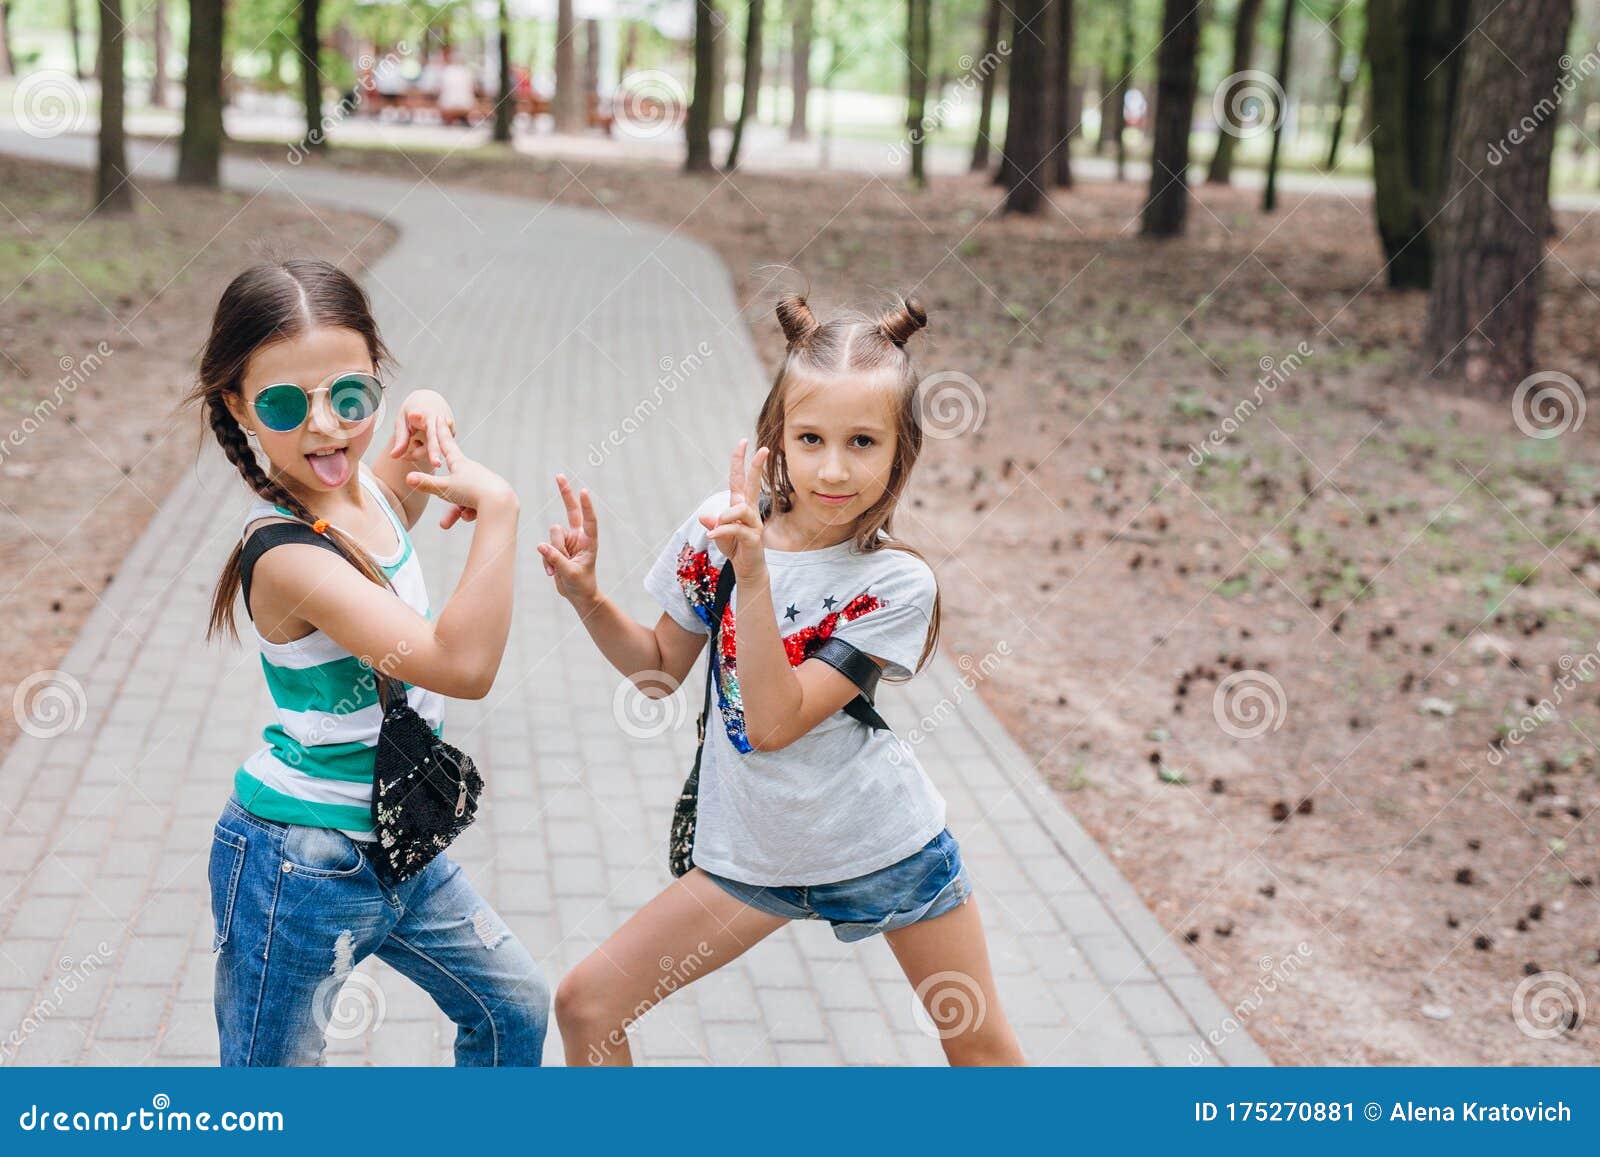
[784,604,799,621]
[822,595,838,610]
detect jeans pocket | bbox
[208,827,248,952]
[280,823,367,879]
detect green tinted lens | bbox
[328,374,382,424]
[253,384,309,432]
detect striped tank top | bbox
[233,464,446,841]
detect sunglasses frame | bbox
[250,369,386,434]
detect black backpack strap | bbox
[809,636,890,732]
[695,562,737,743]
[696,561,890,740]
[239,521,344,621]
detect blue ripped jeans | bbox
[208,792,549,1066]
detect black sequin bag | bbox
[370,674,484,885]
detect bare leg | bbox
[555,868,788,1066]
[884,897,1026,1066]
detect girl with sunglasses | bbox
[187,258,549,1066]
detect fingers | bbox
[434,421,464,470]
[556,473,582,530]
[425,413,443,468]
[387,412,407,457]
[440,503,467,530]
[745,445,769,502]
[579,487,598,542]
[728,438,748,503]
[405,470,449,499]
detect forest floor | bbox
[11,137,1600,1064]
[0,154,396,755]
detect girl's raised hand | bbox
[537,474,599,606]
[699,438,769,581]
[403,423,517,525]
[388,388,455,468]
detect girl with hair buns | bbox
[540,293,1023,1066]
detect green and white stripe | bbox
[233,465,444,841]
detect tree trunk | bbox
[686,0,717,170]
[554,0,582,132]
[299,0,324,151]
[583,18,600,95]
[493,0,513,142]
[1427,0,1573,387]
[709,5,728,128]
[1261,0,1294,211]
[148,0,168,106]
[69,0,85,79]
[1206,0,1263,184]
[619,19,638,76]
[789,0,811,140]
[95,0,131,213]
[178,0,224,186]
[1367,0,1468,288]
[0,2,15,78]
[724,0,764,169]
[1001,0,1049,212]
[970,0,1003,170]
[907,0,931,185]
[1323,5,1359,170]
[1141,0,1203,236]
[1112,0,1132,180]
[1050,0,1074,187]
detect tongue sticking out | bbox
[307,447,350,487]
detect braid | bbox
[205,396,393,644]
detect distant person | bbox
[437,50,477,127]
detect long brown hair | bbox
[755,292,941,676]
[186,258,395,642]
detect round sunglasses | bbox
[251,371,385,433]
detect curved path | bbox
[0,130,1267,1066]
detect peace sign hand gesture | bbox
[699,438,770,584]
[537,474,600,607]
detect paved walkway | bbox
[0,130,1267,1066]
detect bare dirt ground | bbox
[22,137,1600,1064]
[0,154,395,755]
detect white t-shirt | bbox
[644,490,948,886]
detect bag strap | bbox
[694,560,889,745]
[240,519,409,712]
[239,521,344,619]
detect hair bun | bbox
[775,294,821,346]
[878,296,928,346]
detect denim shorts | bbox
[700,828,974,942]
